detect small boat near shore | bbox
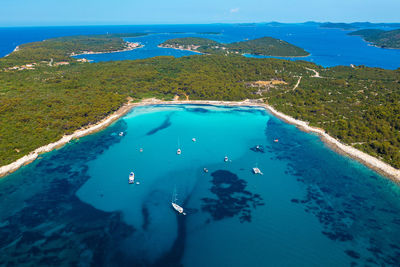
[274,139,279,143]
[129,172,135,184]
[203,168,209,173]
[119,132,124,136]
[177,148,182,155]
[192,138,196,142]
[224,156,229,162]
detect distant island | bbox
[348,29,400,49]
[320,22,400,30]
[1,33,146,68]
[159,37,310,57]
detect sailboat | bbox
[253,162,263,175]
[177,138,182,155]
[171,187,186,215]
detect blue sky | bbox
[1,0,399,26]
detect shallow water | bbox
[1,105,400,266]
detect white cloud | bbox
[230,8,240,13]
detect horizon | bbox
[2,0,400,27]
[0,21,400,28]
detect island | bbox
[1,33,146,68]
[159,36,310,57]
[348,29,400,49]
[320,22,400,30]
[1,33,400,181]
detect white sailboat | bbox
[253,162,263,175]
[171,187,186,215]
[253,167,263,175]
[177,138,182,155]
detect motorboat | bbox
[129,172,135,184]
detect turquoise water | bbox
[1,105,400,266]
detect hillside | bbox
[349,29,400,49]
[1,33,146,67]
[160,37,310,57]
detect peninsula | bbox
[1,34,400,182]
[348,29,400,49]
[159,36,310,57]
[1,33,146,68]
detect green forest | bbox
[1,33,146,67]
[349,29,400,49]
[1,34,400,170]
[160,37,310,57]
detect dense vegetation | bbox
[1,33,146,67]
[160,37,310,57]
[349,29,400,49]
[1,35,400,171]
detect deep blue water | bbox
[1,105,400,266]
[1,23,400,69]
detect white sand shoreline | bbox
[1,98,399,184]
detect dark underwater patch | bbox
[187,107,210,113]
[250,144,265,153]
[0,120,137,266]
[265,117,400,265]
[201,170,264,223]
[146,114,172,136]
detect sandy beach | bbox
[1,98,399,184]
[157,44,202,54]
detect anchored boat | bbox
[172,202,185,214]
[129,172,135,184]
[253,167,263,175]
[171,187,186,215]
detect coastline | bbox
[158,45,310,58]
[0,99,139,178]
[157,45,202,54]
[71,42,143,57]
[4,45,20,58]
[1,98,399,184]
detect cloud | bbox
[230,8,240,13]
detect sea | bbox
[1,24,400,266]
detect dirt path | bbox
[305,67,321,78]
[292,76,302,90]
